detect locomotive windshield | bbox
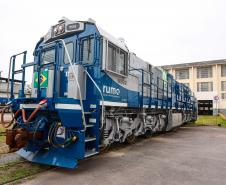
[40,42,75,65]
[41,49,55,64]
[64,42,74,64]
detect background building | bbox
[162,60,226,115]
[0,77,22,104]
[0,72,31,105]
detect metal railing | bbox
[7,51,27,99]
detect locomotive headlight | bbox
[58,24,65,33]
[54,26,58,34]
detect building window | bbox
[81,38,94,64]
[175,69,189,80]
[221,81,226,91]
[64,42,74,64]
[222,93,226,99]
[197,67,212,78]
[197,82,213,92]
[107,42,128,76]
[221,65,226,77]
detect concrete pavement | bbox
[21,126,226,185]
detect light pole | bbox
[213,95,220,126]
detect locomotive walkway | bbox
[21,126,226,185]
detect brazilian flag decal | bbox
[34,70,48,88]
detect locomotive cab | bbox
[32,19,96,100]
[3,18,103,168]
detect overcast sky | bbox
[0,0,226,81]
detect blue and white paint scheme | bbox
[2,17,197,169]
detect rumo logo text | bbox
[103,85,120,96]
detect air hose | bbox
[48,122,77,148]
[0,106,21,128]
[21,107,41,123]
[0,99,47,128]
[21,99,47,123]
[0,106,38,128]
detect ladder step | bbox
[85,149,99,158]
[85,136,96,142]
[89,118,96,123]
[143,83,151,86]
[14,69,23,74]
[84,112,96,115]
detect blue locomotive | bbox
[1,17,197,168]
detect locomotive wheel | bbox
[143,130,153,138]
[100,144,111,153]
[126,134,136,144]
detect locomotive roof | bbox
[96,26,129,52]
[43,17,128,53]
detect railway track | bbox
[0,131,7,154]
[0,131,6,136]
[0,145,8,154]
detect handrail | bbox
[7,51,27,100]
[82,68,105,129]
[6,56,13,99]
[61,37,104,129]
[58,39,87,130]
[129,67,153,75]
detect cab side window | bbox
[107,42,128,76]
[81,38,94,64]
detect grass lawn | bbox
[195,115,226,126]
[0,127,51,184]
[0,125,6,144]
[0,161,51,184]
